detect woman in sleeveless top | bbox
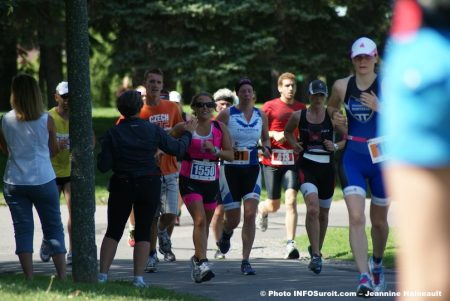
[0,74,66,280]
[215,77,271,275]
[327,38,389,295]
[179,92,233,283]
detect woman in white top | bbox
[0,74,66,280]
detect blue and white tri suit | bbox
[339,76,388,206]
[222,106,262,210]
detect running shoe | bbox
[132,277,149,288]
[39,239,52,262]
[284,241,300,259]
[161,249,176,262]
[256,212,268,232]
[369,257,386,292]
[158,229,172,254]
[191,258,215,283]
[128,230,135,247]
[308,254,322,274]
[356,273,374,297]
[214,249,225,260]
[241,260,256,275]
[217,231,233,254]
[97,273,108,283]
[66,251,72,265]
[144,252,158,273]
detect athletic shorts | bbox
[55,176,70,187]
[157,172,179,216]
[179,175,219,211]
[298,158,335,208]
[222,165,261,211]
[339,148,389,206]
[262,164,299,200]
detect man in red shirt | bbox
[257,72,306,259]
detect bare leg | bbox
[186,201,209,260]
[52,253,67,280]
[242,199,258,260]
[385,165,450,301]
[99,236,118,274]
[345,194,369,273]
[18,253,33,280]
[211,204,224,243]
[305,193,320,255]
[133,241,150,277]
[258,199,280,216]
[370,203,389,259]
[318,207,330,251]
[284,189,298,240]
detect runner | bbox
[285,79,346,274]
[210,88,235,260]
[257,72,306,259]
[179,92,233,282]
[215,77,271,275]
[328,37,389,296]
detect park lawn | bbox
[294,227,396,269]
[0,274,210,301]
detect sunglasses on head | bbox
[60,93,69,100]
[192,102,215,109]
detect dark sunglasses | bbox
[60,93,69,100]
[192,102,215,109]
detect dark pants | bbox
[105,174,161,243]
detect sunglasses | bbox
[192,102,215,109]
[60,93,69,100]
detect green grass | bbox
[295,227,396,268]
[0,274,210,301]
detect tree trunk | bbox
[0,30,16,111]
[65,0,97,282]
[39,43,63,109]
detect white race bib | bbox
[190,160,216,181]
[270,149,295,165]
[367,136,388,164]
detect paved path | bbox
[0,200,398,300]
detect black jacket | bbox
[97,117,191,177]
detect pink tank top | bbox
[180,121,223,181]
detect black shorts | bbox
[262,165,299,199]
[55,176,71,187]
[298,157,335,201]
[223,165,261,210]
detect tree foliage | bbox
[90,0,392,102]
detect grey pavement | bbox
[0,200,398,300]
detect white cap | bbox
[351,37,377,58]
[56,81,69,95]
[169,91,181,103]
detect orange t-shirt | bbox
[139,99,183,175]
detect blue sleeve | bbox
[156,126,192,157]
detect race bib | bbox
[232,147,250,165]
[190,160,216,181]
[271,149,294,165]
[367,137,387,164]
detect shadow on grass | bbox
[0,273,210,301]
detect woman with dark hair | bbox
[215,78,271,275]
[179,92,233,283]
[0,74,66,280]
[97,90,195,287]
